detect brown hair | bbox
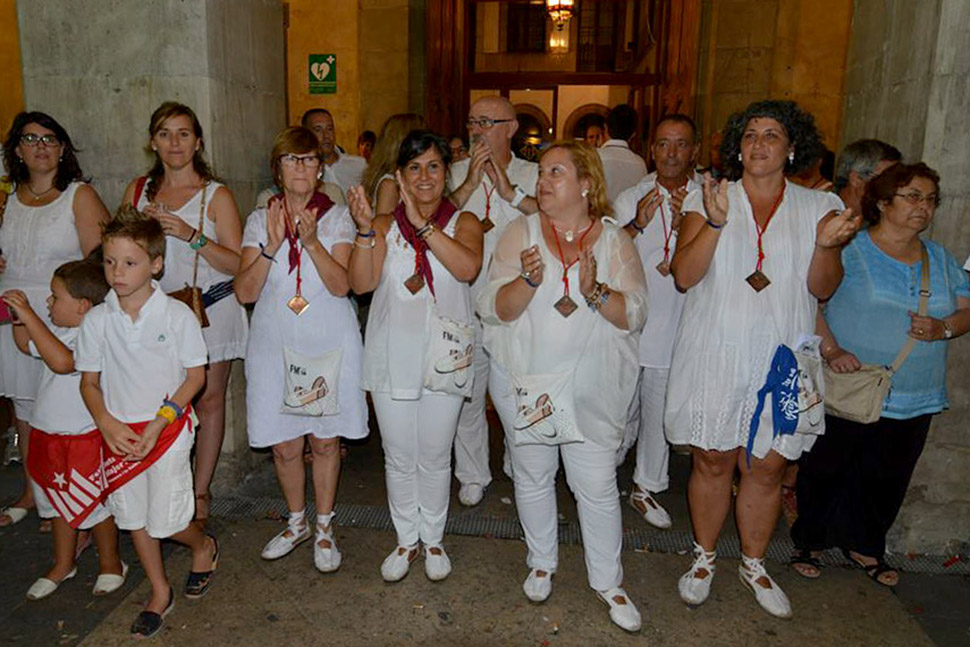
[102,204,166,263]
[862,162,941,226]
[53,259,110,306]
[269,126,320,190]
[144,102,216,201]
[363,113,426,198]
[540,141,613,219]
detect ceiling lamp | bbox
[546,0,574,31]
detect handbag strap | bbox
[190,183,209,289]
[131,175,148,207]
[887,243,930,374]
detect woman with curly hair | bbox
[361,114,426,214]
[0,111,110,528]
[121,102,248,525]
[664,100,860,618]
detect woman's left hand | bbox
[396,169,426,229]
[816,208,861,249]
[294,206,321,250]
[579,246,598,298]
[909,311,946,341]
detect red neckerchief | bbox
[393,199,457,298]
[268,191,335,274]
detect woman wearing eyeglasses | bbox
[790,162,970,587]
[0,111,110,528]
[122,102,248,526]
[235,126,367,571]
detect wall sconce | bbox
[546,0,574,31]
[548,26,569,53]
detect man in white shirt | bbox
[448,96,538,507]
[598,104,648,203]
[613,113,700,529]
[302,109,367,194]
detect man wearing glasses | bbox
[448,96,539,507]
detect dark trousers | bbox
[791,413,931,558]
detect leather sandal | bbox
[842,549,899,587]
[130,587,175,638]
[184,535,219,599]
[789,549,822,579]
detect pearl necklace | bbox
[550,220,593,243]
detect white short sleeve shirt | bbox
[75,282,208,423]
[322,153,367,194]
[29,326,96,435]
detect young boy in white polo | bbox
[2,259,126,601]
[77,206,217,639]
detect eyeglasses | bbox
[20,133,60,147]
[466,118,515,130]
[894,192,940,207]
[279,153,321,168]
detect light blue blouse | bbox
[825,230,970,419]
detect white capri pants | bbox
[453,322,493,488]
[490,363,624,591]
[373,391,463,547]
[618,366,671,493]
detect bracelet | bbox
[510,185,528,209]
[162,398,184,419]
[354,237,376,249]
[156,404,178,425]
[943,319,954,339]
[258,243,277,262]
[705,219,725,230]
[630,220,646,234]
[519,271,539,289]
[586,282,611,311]
[356,229,376,238]
[418,222,437,240]
[190,231,209,250]
[184,228,198,243]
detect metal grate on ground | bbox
[211,496,969,576]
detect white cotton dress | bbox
[136,182,248,363]
[664,180,842,459]
[242,204,368,447]
[477,215,648,450]
[0,182,85,405]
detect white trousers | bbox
[618,367,671,493]
[373,392,463,547]
[453,322,493,487]
[490,363,623,591]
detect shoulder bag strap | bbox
[132,176,148,207]
[190,183,208,289]
[887,243,930,374]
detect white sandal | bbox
[678,542,716,605]
[93,561,129,596]
[596,587,642,633]
[381,544,419,582]
[27,567,77,600]
[313,523,341,573]
[629,488,673,529]
[739,554,792,618]
[260,515,310,560]
[522,568,553,602]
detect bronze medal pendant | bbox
[404,273,425,294]
[554,295,578,318]
[656,260,671,276]
[481,217,495,233]
[287,294,310,315]
[746,270,771,292]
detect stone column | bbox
[842,0,970,555]
[17,0,288,492]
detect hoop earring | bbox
[788,150,795,164]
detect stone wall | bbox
[842,0,970,555]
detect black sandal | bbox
[789,549,822,579]
[130,587,174,638]
[184,534,219,599]
[842,549,899,587]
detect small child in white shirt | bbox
[77,206,216,639]
[2,259,126,601]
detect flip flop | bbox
[842,549,898,587]
[789,549,822,579]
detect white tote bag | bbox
[510,371,585,446]
[280,346,343,417]
[423,314,475,398]
[793,335,825,435]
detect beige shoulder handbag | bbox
[822,244,929,424]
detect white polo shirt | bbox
[322,152,367,194]
[614,172,700,368]
[598,139,648,203]
[29,326,95,435]
[448,154,539,298]
[76,282,208,423]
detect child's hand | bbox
[1,290,34,323]
[126,417,166,461]
[99,417,141,457]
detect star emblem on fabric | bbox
[53,472,67,487]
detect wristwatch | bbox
[510,184,528,209]
[943,319,954,339]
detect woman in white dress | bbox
[478,141,647,633]
[235,126,368,572]
[0,111,109,528]
[122,102,248,524]
[347,130,483,583]
[665,100,861,618]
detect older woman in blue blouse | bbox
[791,162,970,586]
